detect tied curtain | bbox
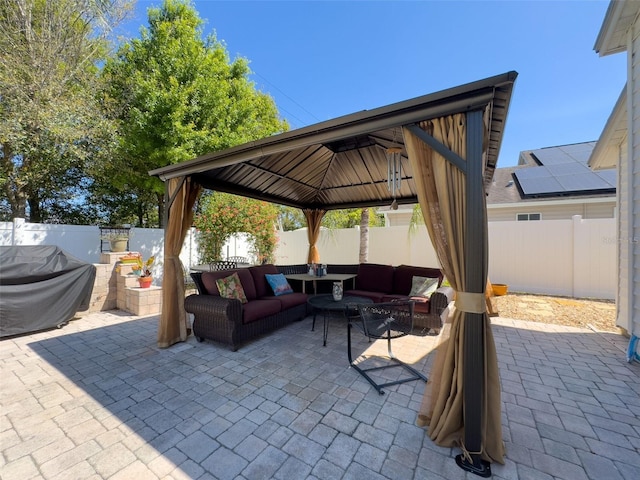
[303,208,326,264]
[158,176,202,348]
[403,114,505,465]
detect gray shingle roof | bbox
[488,142,616,204]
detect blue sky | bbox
[120,0,625,167]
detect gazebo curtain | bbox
[158,176,202,348]
[303,208,326,264]
[403,114,505,465]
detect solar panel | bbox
[556,173,613,191]
[595,169,616,187]
[546,162,591,176]
[561,143,596,163]
[532,142,597,166]
[517,175,563,196]
[516,166,553,179]
[514,142,615,197]
[533,149,574,165]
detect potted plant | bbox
[100,229,131,252]
[134,254,155,288]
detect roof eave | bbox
[594,1,639,56]
[149,71,517,181]
[589,85,627,170]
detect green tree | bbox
[193,192,278,264]
[277,206,306,231]
[101,0,288,227]
[0,0,131,223]
[322,208,383,229]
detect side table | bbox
[307,294,373,346]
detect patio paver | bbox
[1,310,638,479]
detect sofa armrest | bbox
[430,286,454,316]
[184,293,243,325]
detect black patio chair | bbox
[209,260,237,271]
[348,300,427,394]
[226,256,249,265]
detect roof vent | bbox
[506,180,514,187]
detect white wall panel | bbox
[488,220,574,296]
[572,217,617,299]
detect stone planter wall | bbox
[79,251,161,317]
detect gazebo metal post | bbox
[457,108,490,476]
[407,110,492,475]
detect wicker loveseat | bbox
[345,263,454,332]
[186,264,308,351]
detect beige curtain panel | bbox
[158,176,202,349]
[404,116,505,465]
[303,208,326,264]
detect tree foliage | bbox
[0,0,132,223]
[100,0,288,227]
[194,192,279,264]
[277,206,306,231]
[276,205,384,233]
[322,208,384,229]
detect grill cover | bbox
[0,246,96,337]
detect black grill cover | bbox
[0,246,96,337]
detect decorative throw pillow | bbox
[216,272,248,304]
[409,276,439,298]
[265,273,294,296]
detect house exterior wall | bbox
[385,200,616,225]
[618,132,630,332]
[487,200,616,222]
[629,18,640,337]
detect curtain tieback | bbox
[455,291,486,314]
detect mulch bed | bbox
[491,292,618,332]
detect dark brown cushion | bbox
[273,292,308,310]
[355,263,395,293]
[242,299,281,324]
[249,264,279,298]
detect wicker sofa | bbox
[185,264,308,351]
[276,263,454,333]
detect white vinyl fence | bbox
[1,216,616,299]
[487,216,615,299]
[273,216,616,300]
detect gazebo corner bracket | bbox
[405,123,467,173]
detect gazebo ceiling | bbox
[150,71,518,211]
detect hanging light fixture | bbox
[386,145,402,210]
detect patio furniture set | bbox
[185,262,453,393]
[186,262,453,345]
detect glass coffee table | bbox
[307,294,373,346]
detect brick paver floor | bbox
[1,310,638,479]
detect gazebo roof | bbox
[149,71,517,210]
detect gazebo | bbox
[150,71,518,477]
